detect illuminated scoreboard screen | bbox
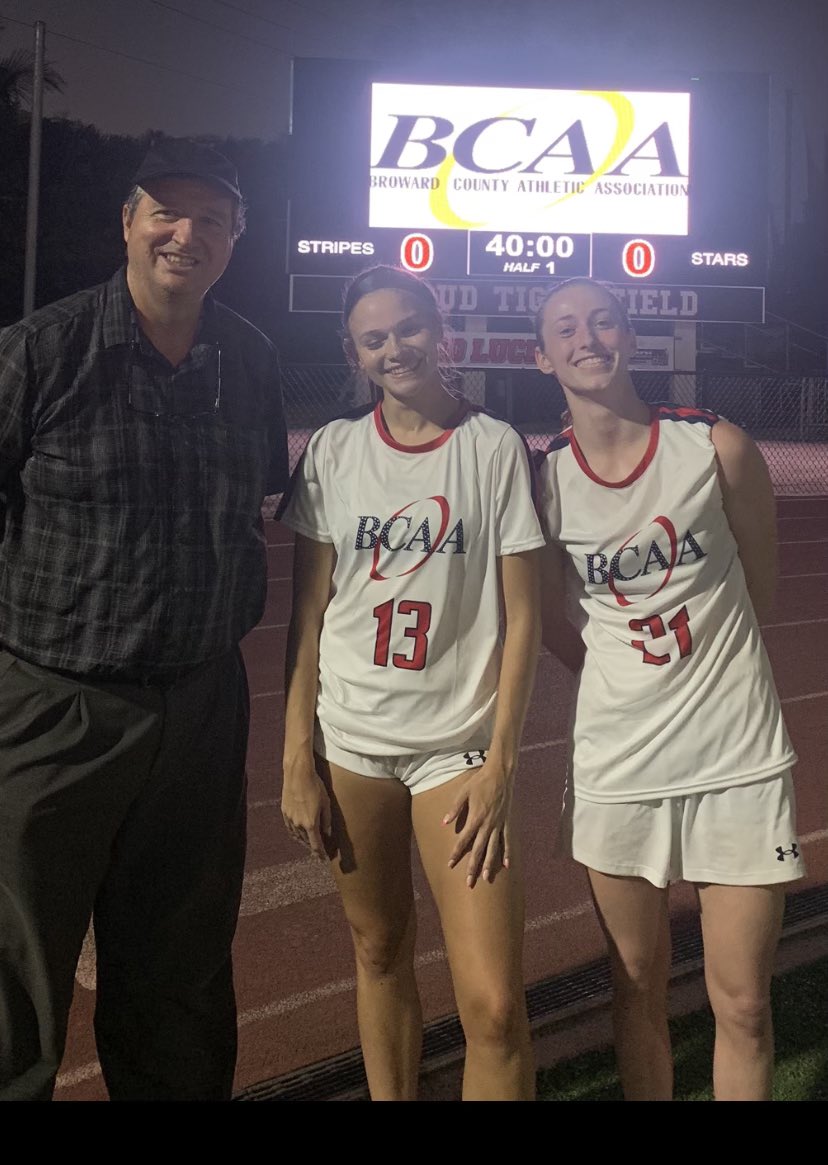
[287,61,769,323]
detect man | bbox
[0,138,289,1101]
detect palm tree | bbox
[0,43,64,117]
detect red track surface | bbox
[54,496,828,1100]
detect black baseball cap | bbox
[132,138,242,201]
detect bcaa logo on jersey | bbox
[585,515,705,607]
[354,495,465,581]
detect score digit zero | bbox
[622,239,656,278]
[400,233,434,272]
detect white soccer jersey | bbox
[538,405,796,803]
[279,400,545,754]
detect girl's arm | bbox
[281,532,336,860]
[540,542,585,673]
[444,548,541,887]
[711,419,778,622]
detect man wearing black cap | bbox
[0,138,289,1100]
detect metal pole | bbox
[783,87,792,297]
[23,20,46,318]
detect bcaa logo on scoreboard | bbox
[370,84,690,236]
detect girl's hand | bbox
[442,756,514,888]
[281,755,332,861]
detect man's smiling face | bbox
[123,177,236,307]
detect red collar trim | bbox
[570,407,660,488]
[372,398,470,453]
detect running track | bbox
[54,495,828,1100]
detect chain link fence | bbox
[279,365,828,496]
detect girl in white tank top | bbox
[535,277,802,1102]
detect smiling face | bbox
[123,177,236,310]
[535,281,636,395]
[347,288,443,402]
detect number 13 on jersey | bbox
[373,599,432,670]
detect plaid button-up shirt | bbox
[0,268,289,678]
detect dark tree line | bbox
[0,27,328,357]
[1,110,351,362]
[1,113,296,336]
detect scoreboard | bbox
[287,62,769,324]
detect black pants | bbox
[0,647,249,1101]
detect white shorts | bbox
[559,771,805,889]
[314,722,488,795]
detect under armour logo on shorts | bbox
[775,844,799,861]
[463,750,487,766]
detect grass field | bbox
[537,956,828,1102]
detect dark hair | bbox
[534,277,633,351]
[342,264,443,331]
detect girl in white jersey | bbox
[278,266,544,1100]
[534,278,803,1102]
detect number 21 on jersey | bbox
[629,604,692,665]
